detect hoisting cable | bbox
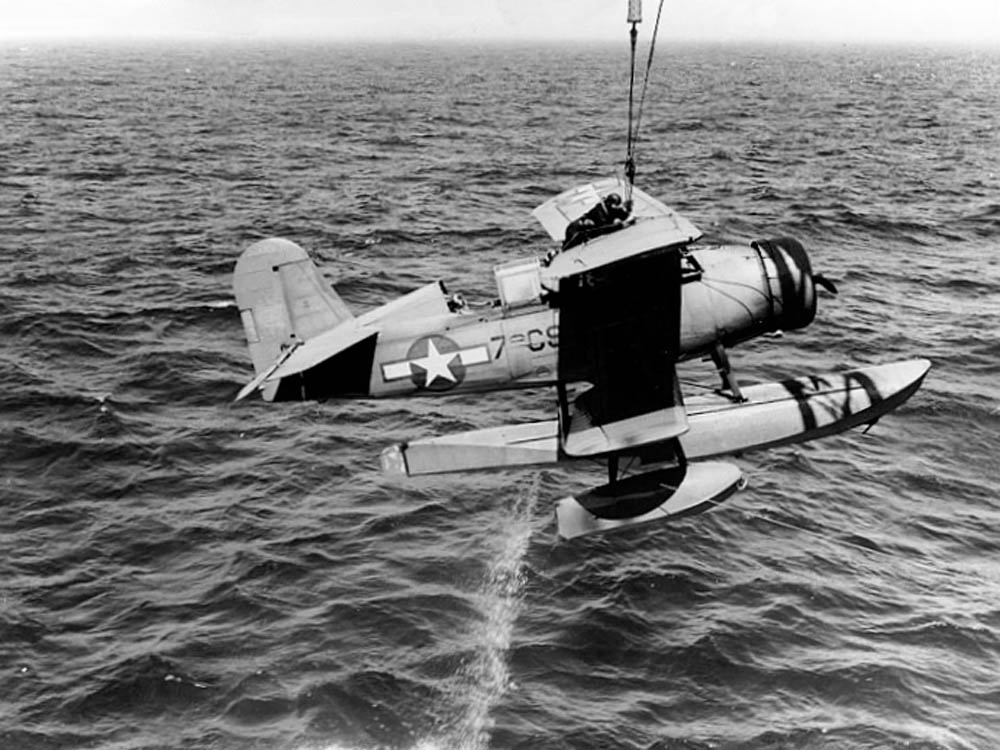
[624,0,667,201]
[625,0,641,198]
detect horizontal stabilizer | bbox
[234,340,301,402]
[234,324,377,401]
[269,325,374,380]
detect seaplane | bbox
[230,3,930,539]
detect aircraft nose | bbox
[753,237,818,331]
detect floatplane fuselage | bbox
[235,236,817,402]
[232,179,930,539]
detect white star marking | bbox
[410,339,458,386]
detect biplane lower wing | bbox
[381,358,932,476]
[561,403,688,457]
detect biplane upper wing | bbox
[556,242,688,457]
[531,177,702,244]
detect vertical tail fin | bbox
[233,238,353,397]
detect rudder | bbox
[233,238,353,388]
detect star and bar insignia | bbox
[381,335,490,391]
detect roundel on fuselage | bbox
[405,335,466,391]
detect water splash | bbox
[447,475,541,750]
[292,479,541,750]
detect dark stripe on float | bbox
[780,377,818,432]
[841,370,883,415]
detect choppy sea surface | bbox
[2,39,999,750]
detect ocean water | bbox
[2,39,999,750]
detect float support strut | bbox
[711,342,746,402]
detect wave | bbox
[3,41,999,750]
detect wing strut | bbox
[710,342,746,403]
[605,435,687,485]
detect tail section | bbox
[233,238,354,399]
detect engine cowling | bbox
[679,237,820,358]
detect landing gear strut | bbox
[710,342,746,403]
